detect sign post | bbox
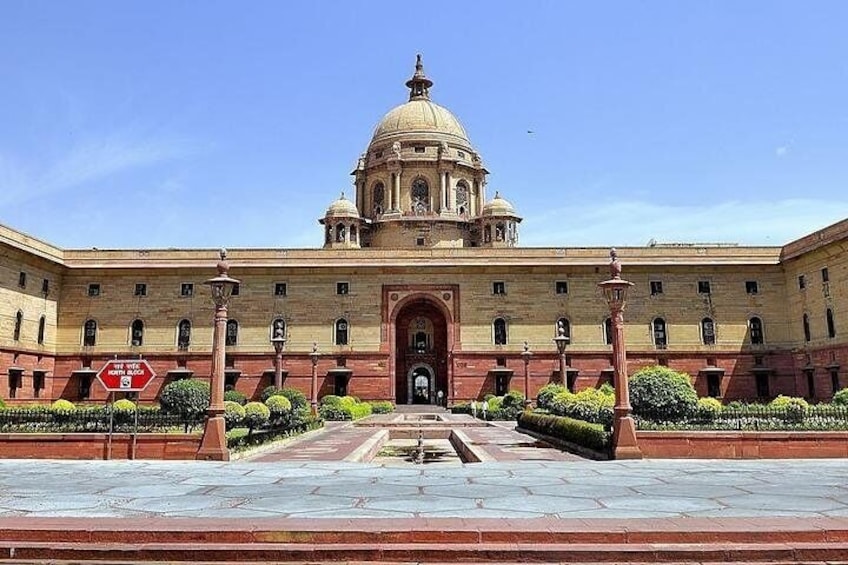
[96,359,157,460]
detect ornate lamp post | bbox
[309,343,320,415]
[598,248,642,460]
[271,321,287,389]
[553,320,569,388]
[521,341,532,407]
[197,249,240,461]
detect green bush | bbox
[111,399,136,413]
[51,399,76,413]
[260,386,286,403]
[769,395,808,423]
[537,383,567,410]
[319,395,373,420]
[518,411,609,452]
[833,388,848,406]
[349,402,373,419]
[278,388,309,413]
[243,402,271,431]
[223,390,247,405]
[547,388,613,426]
[224,401,245,429]
[265,395,292,416]
[0,398,6,409]
[320,395,342,407]
[159,379,210,417]
[695,397,723,422]
[629,366,698,422]
[369,400,395,414]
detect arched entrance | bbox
[394,299,449,405]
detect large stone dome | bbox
[370,99,471,147]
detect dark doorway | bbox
[395,299,448,404]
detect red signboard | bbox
[96,359,157,392]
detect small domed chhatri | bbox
[480,192,517,217]
[320,192,363,250]
[324,192,360,218]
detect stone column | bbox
[445,171,452,210]
[395,171,401,212]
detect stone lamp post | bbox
[309,343,320,415]
[597,248,642,460]
[553,321,569,388]
[271,325,287,390]
[521,341,532,407]
[197,249,240,461]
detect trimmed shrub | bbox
[265,395,292,416]
[278,388,309,413]
[629,366,697,422]
[319,395,373,420]
[320,395,342,407]
[769,395,808,423]
[50,399,76,413]
[260,386,286,403]
[833,388,848,406]
[547,388,613,426]
[243,402,271,432]
[369,401,395,414]
[0,398,6,409]
[159,379,210,417]
[111,399,136,413]
[224,401,245,429]
[349,402,373,419]
[223,390,247,405]
[537,383,567,410]
[518,411,609,452]
[695,397,723,422]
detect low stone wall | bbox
[0,433,202,460]
[637,431,848,458]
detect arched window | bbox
[484,224,492,243]
[37,315,46,345]
[603,317,613,345]
[652,318,667,349]
[701,317,716,345]
[456,181,469,215]
[803,313,811,342]
[83,319,97,347]
[495,222,506,242]
[373,182,385,215]
[749,316,764,345]
[493,317,508,345]
[411,178,429,214]
[13,311,23,341]
[271,317,286,340]
[556,318,571,340]
[335,318,349,346]
[827,308,836,338]
[335,223,346,242]
[325,225,332,244]
[226,319,239,346]
[131,319,144,347]
[177,319,191,350]
[350,224,358,243]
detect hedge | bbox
[518,411,609,452]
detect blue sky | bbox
[1,1,847,249]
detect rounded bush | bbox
[51,399,76,413]
[629,366,698,422]
[537,383,567,410]
[320,394,342,407]
[278,388,309,413]
[159,379,210,416]
[695,397,723,422]
[833,388,848,406]
[112,399,137,413]
[223,390,247,405]
[265,395,292,415]
[769,395,808,423]
[369,400,395,414]
[502,390,525,408]
[260,386,285,403]
[243,402,271,429]
[224,401,245,429]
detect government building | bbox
[1,57,846,406]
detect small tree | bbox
[243,402,270,436]
[629,366,697,422]
[159,379,210,431]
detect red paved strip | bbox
[461,425,585,461]
[249,424,379,462]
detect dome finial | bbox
[405,53,433,101]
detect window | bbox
[755,372,770,398]
[556,318,571,340]
[83,319,97,347]
[492,281,506,295]
[803,313,811,342]
[456,181,469,215]
[650,281,663,296]
[274,282,287,296]
[698,280,711,294]
[177,319,191,350]
[831,369,841,394]
[555,281,568,295]
[798,275,806,290]
[350,225,358,243]
[41,278,49,294]
[652,318,667,349]
[745,281,759,295]
[18,271,26,288]
[827,308,836,338]
[749,316,764,345]
[226,319,239,346]
[822,267,830,283]
[131,319,144,346]
[457,151,465,159]
[231,283,240,297]
[374,151,383,159]
[180,283,194,297]
[87,283,101,297]
[701,317,716,345]
[603,317,613,345]
[335,318,349,345]
[416,237,425,246]
[37,316,46,345]
[33,370,45,399]
[336,282,349,295]
[414,146,425,153]
[13,311,23,341]
[372,182,385,215]
[411,178,429,214]
[134,283,147,297]
[493,318,508,345]
[8,369,22,399]
[79,373,92,400]
[707,373,721,398]
[805,369,816,399]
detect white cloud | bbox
[775,146,789,157]
[520,198,848,247]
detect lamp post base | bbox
[196,415,230,461]
[612,416,642,460]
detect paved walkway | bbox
[1,459,847,519]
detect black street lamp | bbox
[271,321,287,389]
[553,320,569,388]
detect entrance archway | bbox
[393,298,449,404]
